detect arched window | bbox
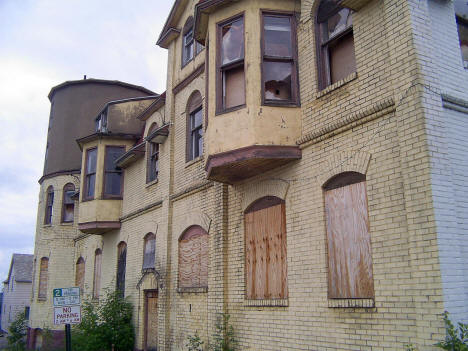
[182,16,195,66]
[323,172,374,299]
[93,249,102,299]
[316,0,356,89]
[244,196,287,299]
[44,186,54,225]
[147,123,159,183]
[186,91,203,162]
[116,242,127,297]
[75,257,85,292]
[38,257,48,299]
[178,226,208,289]
[143,233,156,270]
[61,183,75,223]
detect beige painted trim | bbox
[317,151,372,187]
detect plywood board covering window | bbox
[324,173,374,299]
[178,226,208,288]
[244,196,287,300]
[38,257,48,299]
[75,257,85,292]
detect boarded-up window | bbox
[75,257,85,292]
[317,2,356,89]
[116,242,127,297]
[178,226,208,288]
[62,183,75,223]
[143,233,156,269]
[93,249,102,299]
[324,172,374,299]
[244,196,287,300]
[38,257,48,299]
[44,186,54,225]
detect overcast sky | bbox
[0,0,172,282]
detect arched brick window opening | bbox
[316,0,356,89]
[38,257,48,300]
[116,242,127,297]
[61,183,75,223]
[93,249,102,299]
[44,186,54,225]
[178,225,208,288]
[147,123,159,183]
[143,233,156,270]
[186,91,203,162]
[244,196,287,300]
[75,257,85,292]
[323,171,374,299]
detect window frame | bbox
[116,241,127,297]
[93,249,102,300]
[44,186,54,225]
[188,106,203,161]
[178,226,209,289]
[186,91,204,163]
[260,10,300,106]
[61,183,75,223]
[244,196,288,300]
[75,257,85,292]
[102,145,125,199]
[142,233,156,270]
[38,257,48,300]
[83,147,97,201]
[182,26,195,67]
[315,3,356,90]
[323,172,374,300]
[456,16,468,68]
[216,13,246,114]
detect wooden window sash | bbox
[216,14,246,114]
[189,107,203,160]
[261,11,299,106]
[83,148,97,201]
[103,146,125,199]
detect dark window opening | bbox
[84,148,97,200]
[190,107,203,160]
[457,17,468,67]
[116,242,127,297]
[103,146,125,198]
[44,186,54,225]
[62,183,75,223]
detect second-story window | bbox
[187,91,203,161]
[103,146,125,198]
[44,186,54,225]
[262,12,299,104]
[61,183,75,223]
[183,27,194,66]
[84,148,97,200]
[317,0,356,89]
[147,123,159,183]
[217,15,245,112]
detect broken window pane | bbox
[264,61,292,101]
[264,16,292,57]
[221,18,244,65]
[327,9,352,40]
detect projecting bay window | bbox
[323,172,374,302]
[262,12,299,105]
[83,148,97,200]
[317,1,356,89]
[217,15,245,112]
[103,146,125,198]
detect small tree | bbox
[6,311,27,351]
[209,313,236,351]
[73,289,135,351]
[435,311,468,351]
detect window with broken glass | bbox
[61,183,75,223]
[262,12,299,105]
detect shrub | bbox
[210,313,236,351]
[6,311,27,351]
[72,289,135,351]
[435,311,468,351]
[186,331,204,351]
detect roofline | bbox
[156,0,184,47]
[4,254,34,284]
[137,92,166,121]
[194,0,233,43]
[76,132,141,150]
[94,95,160,122]
[48,78,157,101]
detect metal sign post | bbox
[53,287,81,351]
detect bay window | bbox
[103,146,125,198]
[83,148,97,200]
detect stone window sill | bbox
[328,298,375,308]
[316,72,358,99]
[244,298,288,307]
[145,178,159,188]
[177,287,207,294]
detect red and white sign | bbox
[53,305,81,325]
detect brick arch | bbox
[318,151,371,187]
[300,0,321,23]
[173,210,211,238]
[241,179,290,212]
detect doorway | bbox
[144,290,158,351]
